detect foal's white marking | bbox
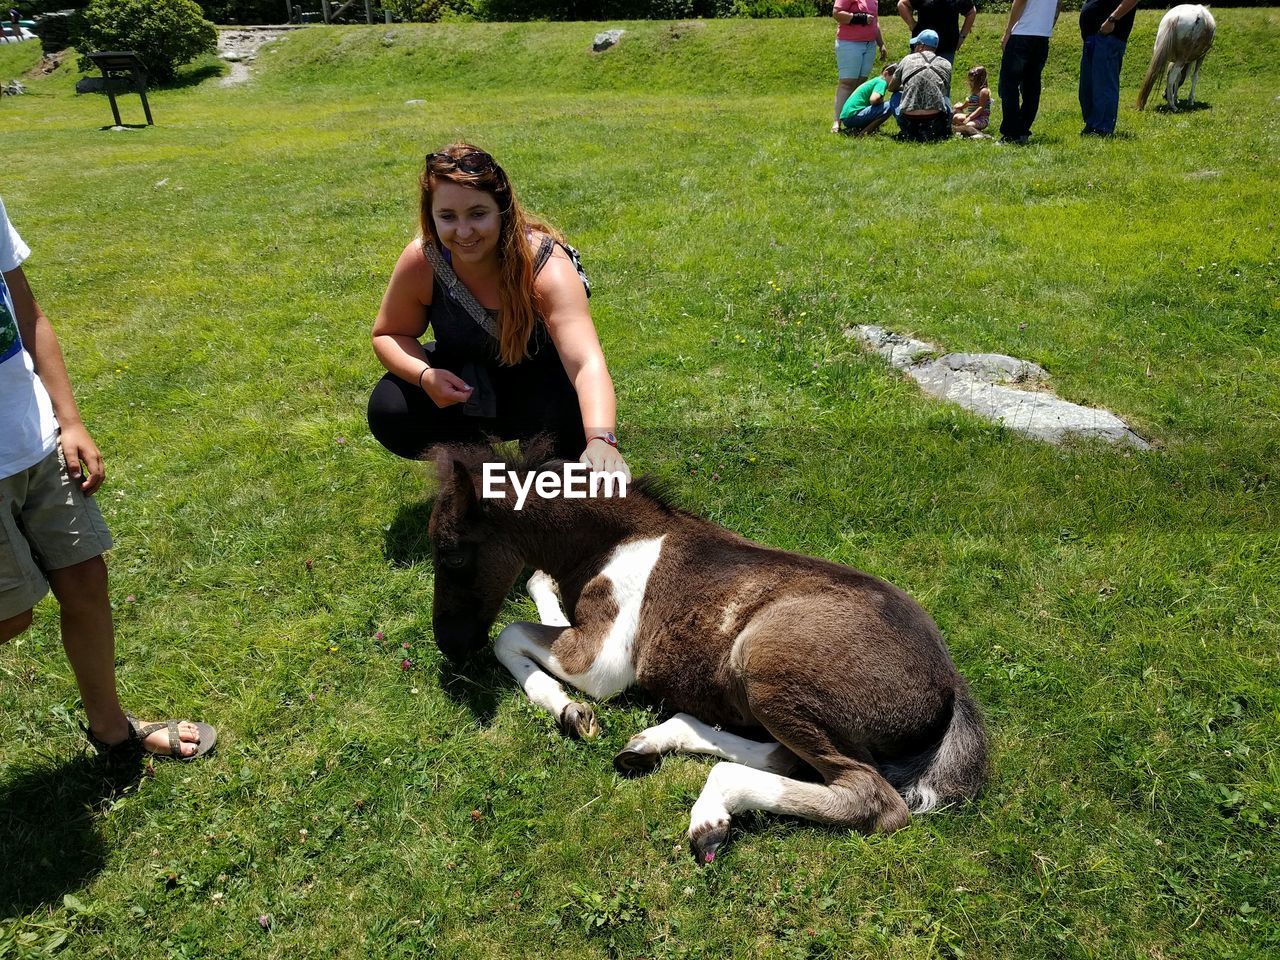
[566,535,665,699]
[527,570,569,626]
[494,536,666,720]
[630,713,786,771]
[494,622,574,717]
[689,762,789,846]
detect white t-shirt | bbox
[0,195,58,480]
[1010,0,1058,37]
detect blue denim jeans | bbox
[842,91,902,130]
[1079,33,1127,134]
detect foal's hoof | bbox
[613,738,662,777]
[558,702,600,740]
[688,819,730,866]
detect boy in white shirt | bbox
[0,195,215,762]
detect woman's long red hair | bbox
[420,143,563,366]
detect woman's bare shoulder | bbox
[387,237,434,306]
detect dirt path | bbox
[217,26,307,87]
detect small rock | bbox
[592,29,624,52]
[1,80,26,97]
[75,77,105,94]
[404,99,426,106]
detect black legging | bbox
[367,369,586,462]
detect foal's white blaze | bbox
[568,535,666,699]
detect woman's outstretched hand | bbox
[581,438,631,481]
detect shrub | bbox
[31,10,77,50]
[72,0,217,83]
[196,0,283,24]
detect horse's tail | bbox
[1137,14,1176,110]
[885,687,989,814]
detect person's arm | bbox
[4,264,104,492]
[1002,0,1029,49]
[887,63,904,93]
[1099,0,1138,34]
[832,1,853,25]
[958,5,976,47]
[535,250,628,478]
[897,0,916,33]
[371,239,473,408]
[876,23,887,59]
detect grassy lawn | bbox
[1,12,1277,958]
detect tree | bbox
[73,0,217,83]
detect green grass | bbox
[1,12,1278,958]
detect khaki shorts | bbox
[0,446,114,620]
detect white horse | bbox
[1137,5,1216,111]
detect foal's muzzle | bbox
[432,614,490,662]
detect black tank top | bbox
[422,235,574,419]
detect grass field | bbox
[1,11,1277,958]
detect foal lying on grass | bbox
[428,447,989,863]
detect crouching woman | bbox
[368,144,629,477]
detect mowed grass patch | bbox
[1,13,1278,959]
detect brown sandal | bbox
[83,713,218,763]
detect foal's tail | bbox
[886,689,989,814]
[1137,16,1176,110]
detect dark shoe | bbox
[84,713,218,763]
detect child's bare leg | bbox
[48,556,201,757]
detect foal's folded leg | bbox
[687,761,910,865]
[526,570,569,626]
[493,621,599,739]
[614,713,803,778]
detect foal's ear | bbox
[450,458,479,509]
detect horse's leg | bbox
[1167,62,1183,111]
[614,713,804,778]
[686,759,909,864]
[527,570,569,626]
[1188,57,1202,106]
[493,621,599,739]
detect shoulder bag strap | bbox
[420,239,499,340]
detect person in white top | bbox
[0,195,216,762]
[997,0,1064,143]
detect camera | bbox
[851,12,871,24]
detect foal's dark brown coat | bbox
[429,448,989,861]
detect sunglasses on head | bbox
[426,150,501,176]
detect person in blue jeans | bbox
[839,64,902,136]
[1078,0,1141,136]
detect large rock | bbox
[592,29,624,52]
[847,324,1149,448]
